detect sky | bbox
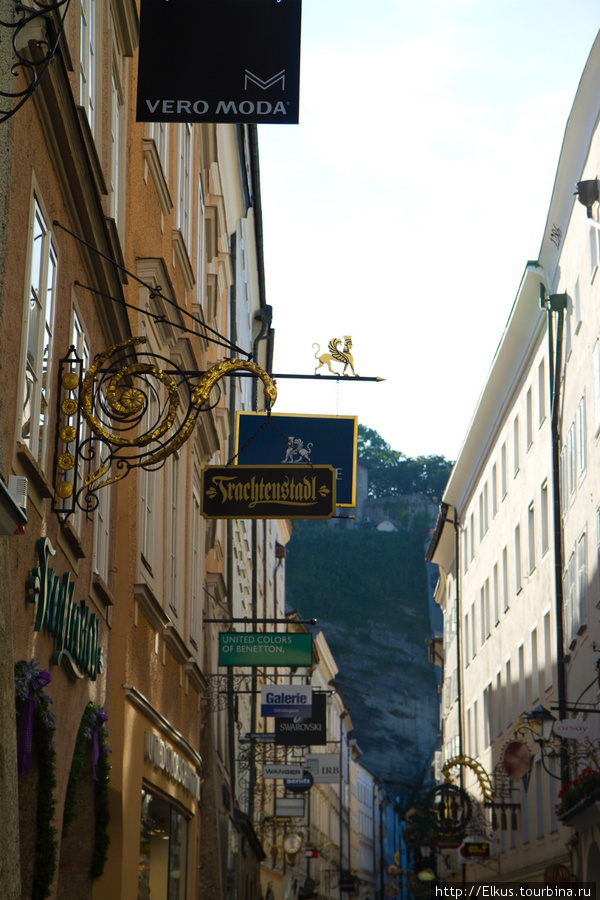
[257,1,600,461]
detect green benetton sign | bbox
[219,632,312,667]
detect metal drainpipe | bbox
[543,288,569,782]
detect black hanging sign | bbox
[136,0,302,124]
[201,465,336,519]
[275,692,327,746]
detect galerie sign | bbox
[219,632,313,667]
[201,465,336,519]
[27,537,103,681]
[261,684,313,717]
[137,0,302,124]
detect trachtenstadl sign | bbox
[136,0,302,124]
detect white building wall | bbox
[430,28,600,886]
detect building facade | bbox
[427,28,600,886]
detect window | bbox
[463,523,469,574]
[483,685,492,748]
[518,644,525,714]
[590,223,600,282]
[169,452,182,615]
[189,485,203,648]
[20,197,57,468]
[139,787,188,900]
[471,601,476,659]
[63,308,89,532]
[577,396,586,478]
[469,513,475,561]
[501,442,507,498]
[480,578,490,641]
[177,123,193,248]
[483,482,489,534]
[578,531,588,633]
[196,175,206,310]
[531,628,539,703]
[513,416,520,475]
[496,671,503,736]
[538,358,546,427]
[80,0,96,133]
[464,611,470,665]
[139,391,158,573]
[573,277,582,334]
[93,480,110,583]
[502,546,509,611]
[567,423,576,499]
[505,659,513,727]
[541,480,549,556]
[564,552,576,644]
[543,612,552,690]
[150,121,169,173]
[108,25,125,232]
[528,502,536,574]
[492,463,498,518]
[493,562,499,626]
[593,340,600,435]
[473,700,479,756]
[514,524,522,594]
[526,387,533,449]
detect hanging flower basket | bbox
[556,768,600,827]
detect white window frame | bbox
[20,195,57,469]
[177,123,193,249]
[538,358,546,427]
[577,395,586,479]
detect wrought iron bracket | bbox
[0,0,72,124]
[51,338,277,521]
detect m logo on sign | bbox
[244,69,286,91]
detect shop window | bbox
[139,787,188,900]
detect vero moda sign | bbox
[136,0,302,124]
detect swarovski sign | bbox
[136,0,302,124]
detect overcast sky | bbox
[257,1,600,461]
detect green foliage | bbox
[357,424,453,499]
[14,660,58,900]
[287,525,431,641]
[63,702,111,878]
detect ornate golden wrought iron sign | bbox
[201,464,336,519]
[52,337,277,520]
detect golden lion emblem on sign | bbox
[313,336,359,377]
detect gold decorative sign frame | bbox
[52,337,277,521]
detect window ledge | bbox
[60,517,86,560]
[16,443,53,499]
[142,138,172,216]
[172,227,195,292]
[92,572,114,607]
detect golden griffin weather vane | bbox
[53,336,277,520]
[313,336,359,377]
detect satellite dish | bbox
[503,741,531,779]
